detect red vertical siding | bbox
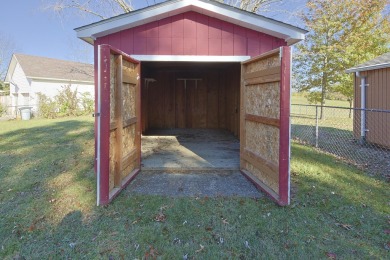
[172,38,184,55]
[133,25,147,54]
[120,30,134,54]
[172,14,184,37]
[196,14,209,55]
[233,25,247,55]
[221,21,234,56]
[97,11,284,57]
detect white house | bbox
[4,53,94,116]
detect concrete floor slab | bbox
[141,129,240,170]
[135,129,261,197]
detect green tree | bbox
[294,0,390,118]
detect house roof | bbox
[5,53,94,83]
[75,0,307,45]
[346,52,390,73]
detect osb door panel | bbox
[98,44,141,206]
[240,47,291,206]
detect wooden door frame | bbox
[240,46,291,206]
[97,44,141,206]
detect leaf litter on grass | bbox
[1,118,389,259]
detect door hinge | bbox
[92,113,100,117]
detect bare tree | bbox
[44,0,283,20]
[66,36,94,64]
[43,0,135,20]
[0,33,18,81]
[216,0,283,13]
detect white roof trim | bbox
[76,0,306,45]
[4,55,18,82]
[131,55,250,62]
[27,76,94,84]
[346,62,390,73]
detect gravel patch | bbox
[125,170,262,198]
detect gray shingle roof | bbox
[15,53,94,82]
[346,52,390,73]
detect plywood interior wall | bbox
[141,62,240,136]
[109,54,140,194]
[240,50,282,196]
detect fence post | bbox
[315,105,319,148]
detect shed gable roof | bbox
[6,54,94,83]
[75,0,307,45]
[346,52,390,73]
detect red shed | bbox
[75,0,307,206]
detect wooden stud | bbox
[245,114,280,128]
[243,66,281,80]
[123,70,138,84]
[242,148,278,176]
[240,62,247,169]
[135,62,141,168]
[243,74,281,85]
[114,54,123,187]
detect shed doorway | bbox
[96,45,291,206]
[140,61,241,171]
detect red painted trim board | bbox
[98,44,112,205]
[278,46,291,206]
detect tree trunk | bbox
[320,71,327,120]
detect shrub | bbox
[80,92,94,115]
[0,103,6,116]
[55,85,80,117]
[37,85,94,118]
[37,93,57,119]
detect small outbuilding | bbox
[4,53,94,116]
[75,0,307,206]
[346,52,390,148]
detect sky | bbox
[0,0,306,65]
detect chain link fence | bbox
[291,104,390,178]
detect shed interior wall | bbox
[141,62,240,136]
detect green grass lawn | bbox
[292,93,350,108]
[0,117,389,259]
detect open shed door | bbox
[240,46,291,206]
[97,44,141,205]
